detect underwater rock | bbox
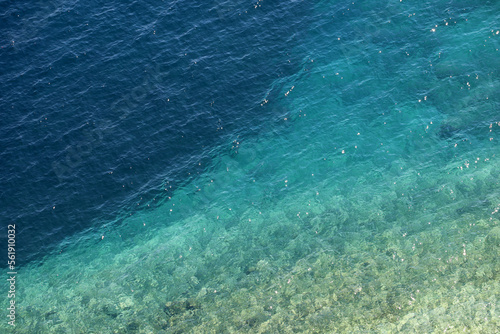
[438,123,460,139]
[126,322,140,332]
[164,299,201,317]
[102,304,120,318]
[485,226,500,248]
[433,59,474,80]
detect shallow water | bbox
[1,0,499,333]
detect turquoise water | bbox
[2,1,500,333]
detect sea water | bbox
[1,0,499,333]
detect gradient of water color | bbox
[1,0,499,333]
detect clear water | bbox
[1,0,499,333]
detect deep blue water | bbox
[1,0,312,264]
